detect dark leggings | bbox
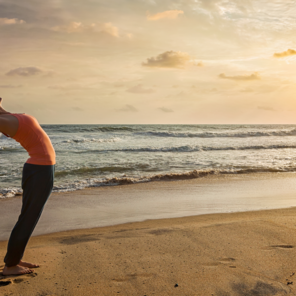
[4,163,55,267]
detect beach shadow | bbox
[113,229,129,233]
[112,272,154,283]
[231,281,281,296]
[59,234,101,245]
[149,228,174,235]
[36,293,57,296]
[219,257,236,263]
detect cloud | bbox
[0,0,67,26]
[117,104,138,112]
[114,82,125,88]
[147,10,184,20]
[142,51,191,68]
[72,107,83,111]
[48,83,92,90]
[240,87,253,93]
[195,61,204,67]
[51,22,84,33]
[273,49,296,58]
[51,22,119,37]
[257,106,274,111]
[158,107,173,113]
[175,91,187,97]
[127,84,154,94]
[126,33,133,39]
[0,84,22,88]
[219,72,260,81]
[43,70,56,77]
[6,67,43,77]
[167,90,188,98]
[0,18,25,25]
[101,22,119,37]
[48,85,68,90]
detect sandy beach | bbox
[1,175,296,295]
[1,207,296,295]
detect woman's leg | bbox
[4,163,55,268]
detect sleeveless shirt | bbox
[3,114,56,165]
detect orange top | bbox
[10,114,56,165]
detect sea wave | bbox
[0,188,22,198]
[0,146,23,152]
[2,167,296,198]
[137,144,296,152]
[41,125,296,138]
[54,165,149,178]
[62,138,119,144]
[54,167,296,184]
[71,143,296,154]
[138,129,296,138]
[43,125,134,133]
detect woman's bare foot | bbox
[19,260,40,268]
[2,265,34,276]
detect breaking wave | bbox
[139,129,296,138]
[43,125,134,133]
[40,125,296,138]
[71,144,296,154]
[54,164,150,178]
[2,167,296,198]
[62,138,119,144]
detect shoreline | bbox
[2,172,296,241]
[2,169,296,199]
[1,206,296,295]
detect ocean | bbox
[1,124,296,198]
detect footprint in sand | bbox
[220,258,237,268]
[262,244,294,250]
[0,278,26,286]
[202,258,237,268]
[219,257,236,263]
[0,272,37,287]
[201,262,220,267]
[112,273,154,283]
[0,280,12,287]
[271,245,294,249]
[285,271,295,286]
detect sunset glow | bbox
[0,0,295,124]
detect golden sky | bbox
[0,0,296,124]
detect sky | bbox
[0,0,296,124]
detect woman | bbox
[0,97,55,275]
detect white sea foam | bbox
[71,144,296,154]
[0,188,22,198]
[139,129,296,138]
[62,137,120,144]
[2,167,296,198]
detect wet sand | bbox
[2,173,296,241]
